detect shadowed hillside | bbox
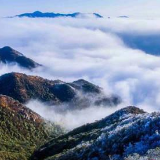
[0,72,121,110]
[0,46,41,69]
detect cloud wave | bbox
[1,17,160,129]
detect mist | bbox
[26,100,126,130]
[1,17,160,129]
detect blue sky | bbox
[1,0,160,18]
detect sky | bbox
[1,0,160,18]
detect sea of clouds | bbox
[1,17,160,129]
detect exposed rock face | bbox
[0,95,63,160]
[0,72,121,109]
[14,11,103,19]
[0,46,41,69]
[31,106,160,160]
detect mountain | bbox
[126,147,160,159]
[0,72,121,109]
[14,11,103,19]
[31,106,160,160]
[0,95,63,160]
[0,46,41,70]
[118,16,129,18]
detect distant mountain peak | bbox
[1,46,23,56]
[118,15,129,18]
[0,46,41,69]
[2,46,14,50]
[13,11,103,19]
[33,11,42,14]
[93,13,103,18]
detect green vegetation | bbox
[0,97,63,160]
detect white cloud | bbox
[1,17,160,128]
[27,100,125,130]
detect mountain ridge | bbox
[31,106,160,160]
[13,11,103,19]
[0,46,41,70]
[0,72,121,109]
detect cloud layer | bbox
[1,17,160,128]
[27,100,124,130]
